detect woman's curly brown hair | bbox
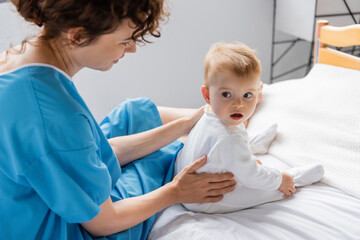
[11,0,169,46]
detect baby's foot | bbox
[286,164,325,187]
[249,123,278,155]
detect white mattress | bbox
[148,154,360,240]
[246,64,360,199]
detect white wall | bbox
[0,3,40,52]
[0,1,274,122]
[74,0,274,121]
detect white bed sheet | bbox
[148,154,360,240]
[246,64,360,199]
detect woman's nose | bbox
[126,41,137,53]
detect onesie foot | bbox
[286,164,325,187]
[249,123,278,155]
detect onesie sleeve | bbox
[217,134,282,191]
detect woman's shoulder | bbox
[0,63,71,87]
[0,64,96,150]
[0,64,75,115]
[0,64,55,120]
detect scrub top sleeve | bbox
[20,143,112,223]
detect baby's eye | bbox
[222,92,231,98]
[244,92,253,98]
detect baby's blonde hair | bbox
[204,42,261,86]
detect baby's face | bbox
[206,70,260,126]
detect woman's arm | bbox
[108,106,204,166]
[157,106,205,143]
[81,156,235,237]
[157,106,199,125]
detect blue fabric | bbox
[0,65,183,240]
[100,98,183,240]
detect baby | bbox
[175,42,324,213]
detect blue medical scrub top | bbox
[0,64,181,239]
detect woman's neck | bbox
[34,37,81,77]
[0,37,81,77]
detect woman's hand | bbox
[82,155,234,237]
[182,105,205,135]
[171,155,236,203]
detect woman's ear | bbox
[201,85,211,104]
[67,27,86,48]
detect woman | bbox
[0,0,236,239]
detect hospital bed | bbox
[148,21,360,240]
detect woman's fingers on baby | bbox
[185,155,207,173]
[193,106,205,121]
[209,179,236,190]
[178,164,235,203]
[207,184,235,197]
[203,195,224,203]
[203,172,235,183]
[185,106,206,133]
[192,174,235,201]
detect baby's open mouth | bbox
[230,113,243,120]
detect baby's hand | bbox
[278,173,296,197]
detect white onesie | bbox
[175,110,284,213]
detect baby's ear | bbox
[201,85,210,104]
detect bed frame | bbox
[313,20,360,70]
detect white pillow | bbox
[247,64,360,199]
